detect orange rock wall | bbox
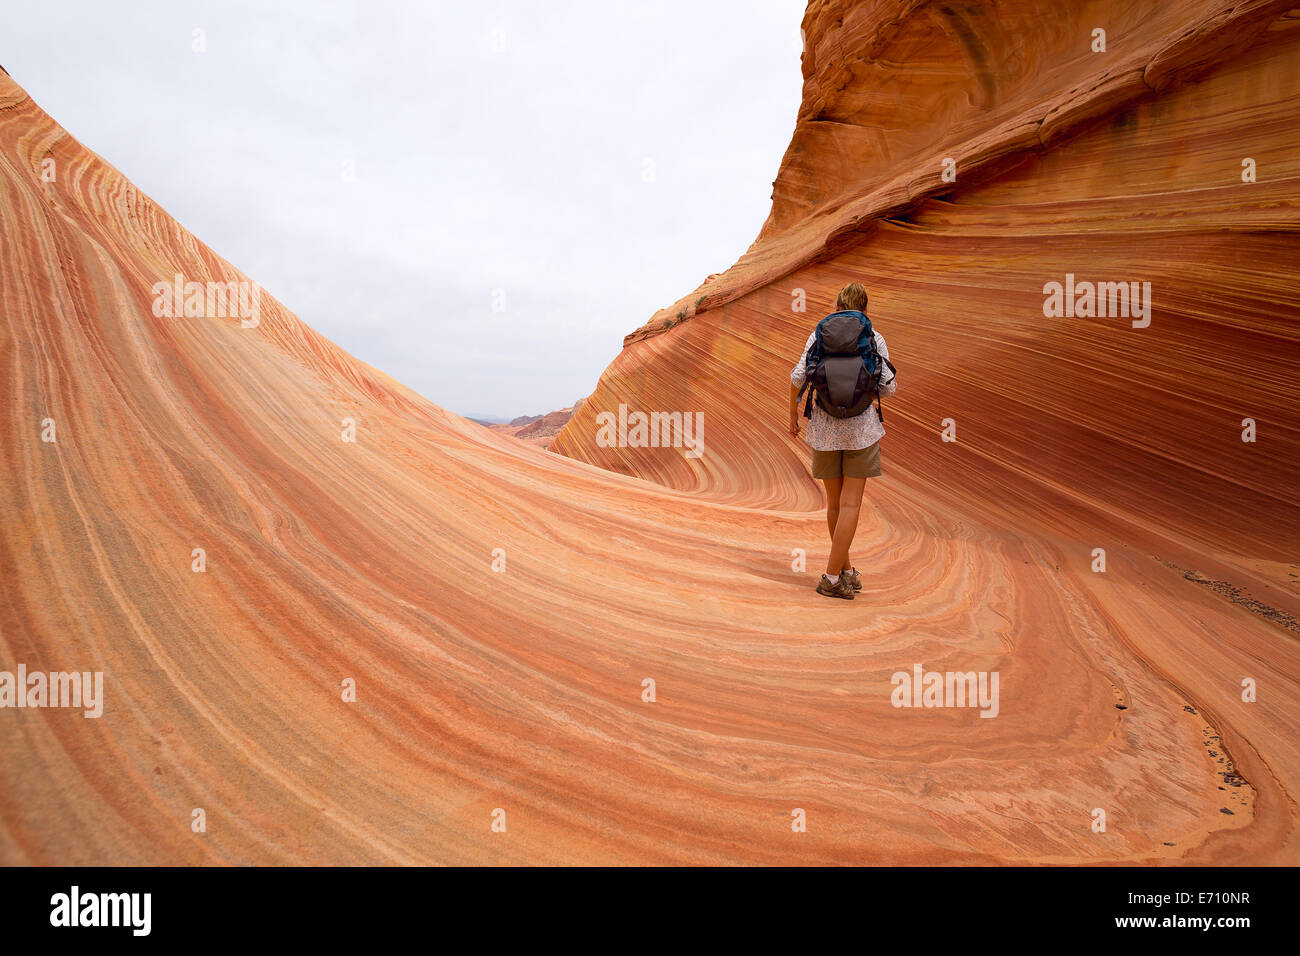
[2,3,1298,865]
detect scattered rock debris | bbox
[1152,557,1300,632]
[1198,724,1253,816]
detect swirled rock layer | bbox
[3,2,1300,864]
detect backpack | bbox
[797,310,896,421]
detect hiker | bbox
[788,282,896,600]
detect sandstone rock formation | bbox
[2,2,1298,865]
[550,0,1300,859]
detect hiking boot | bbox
[816,574,855,600]
[841,567,862,591]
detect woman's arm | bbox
[789,330,815,435]
[876,332,897,398]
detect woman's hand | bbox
[788,417,800,437]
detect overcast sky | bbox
[5,1,805,420]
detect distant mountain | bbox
[480,399,584,450]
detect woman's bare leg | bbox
[821,476,851,573]
[822,476,842,539]
[826,476,867,575]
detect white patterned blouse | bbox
[789,327,896,452]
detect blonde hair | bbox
[836,282,869,312]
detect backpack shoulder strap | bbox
[875,354,896,423]
[797,324,826,419]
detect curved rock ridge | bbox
[1,4,1298,866]
[618,0,1298,343]
[549,1,1300,860]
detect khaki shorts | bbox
[812,442,882,480]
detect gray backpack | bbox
[798,310,895,420]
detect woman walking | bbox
[788,282,897,600]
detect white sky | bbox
[5,0,805,420]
